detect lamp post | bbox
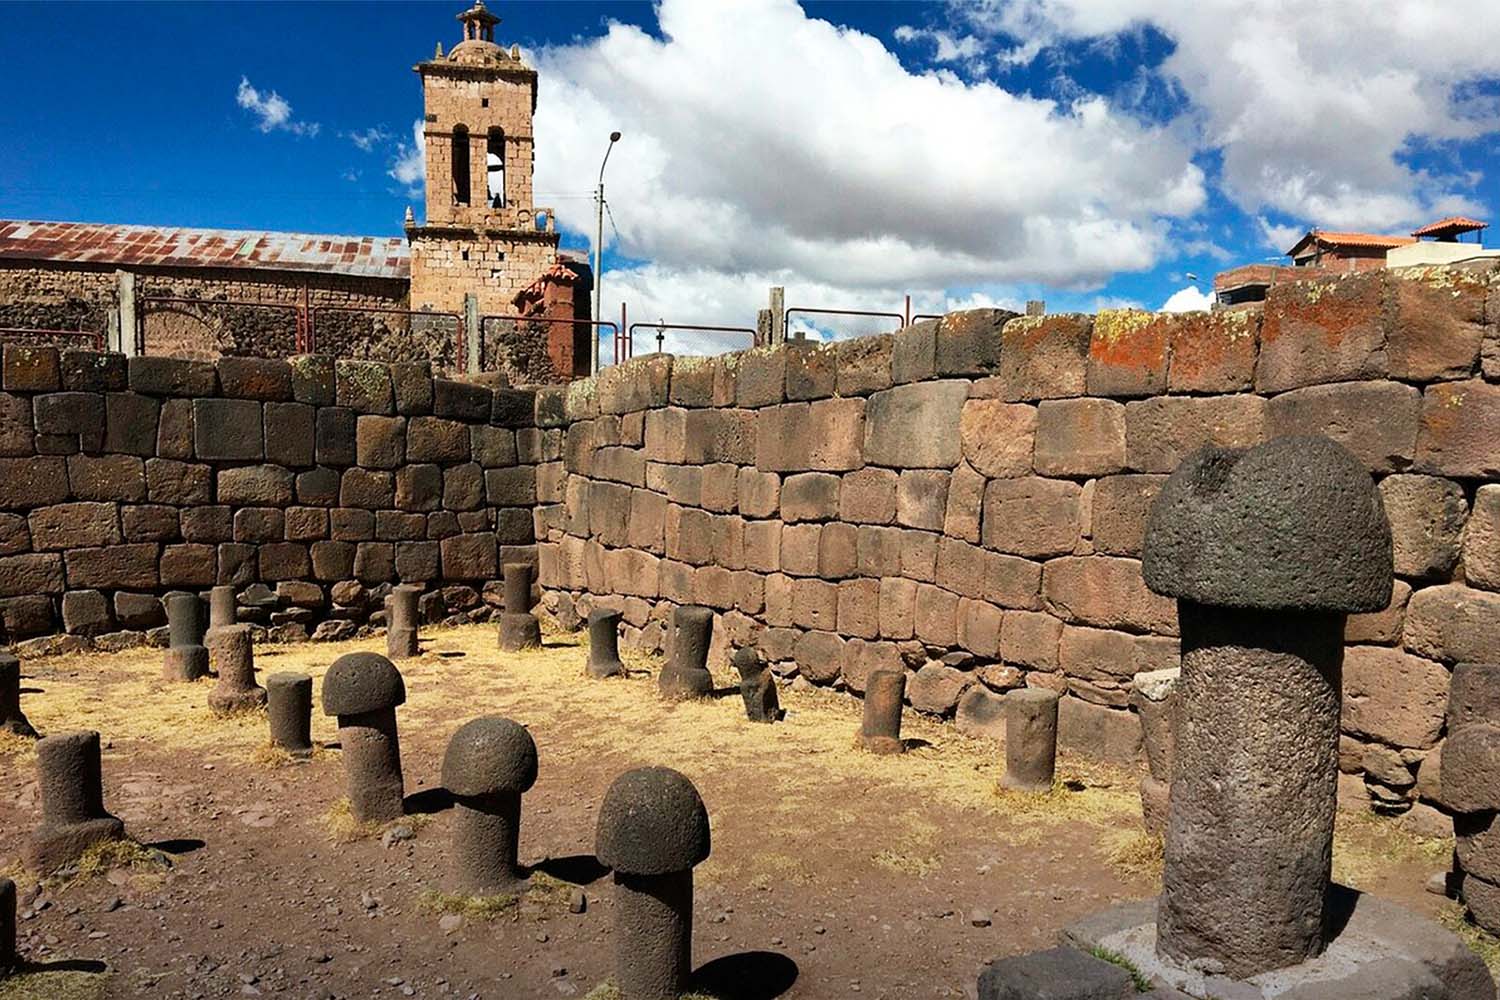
[592,131,622,375]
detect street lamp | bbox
[592,130,622,374]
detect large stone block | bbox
[934,309,1012,376]
[432,379,490,421]
[981,478,1081,558]
[1405,584,1500,663]
[960,399,1035,478]
[394,463,442,512]
[597,354,671,414]
[335,360,394,414]
[1347,579,1412,644]
[1034,398,1127,476]
[1166,308,1259,394]
[471,425,517,467]
[735,348,785,408]
[64,543,158,589]
[997,314,1092,401]
[103,392,160,457]
[440,533,497,580]
[217,357,292,401]
[0,553,64,596]
[355,415,405,469]
[891,320,936,384]
[441,463,484,512]
[160,542,218,586]
[1087,309,1169,398]
[837,468,896,524]
[288,354,336,407]
[1342,645,1449,750]
[755,399,864,472]
[0,456,66,508]
[896,470,947,530]
[262,402,315,468]
[218,465,294,506]
[668,355,716,408]
[835,334,894,395]
[62,352,127,393]
[485,466,536,506]
[1465,485,1500,592]
[864,381,967,468]
[1389,267,1488,381]
[1057,696,1141,763]
[943,461,984,543]
[1415,380,1500,478]
[1043,556,1177,634]
[1257,271,1391,392]
[914,583,959,645]
[836,578,880,639]
[1123,394,1267,473]
[1057,624,1136,683]
[784,343,835,401]
[1377,474,1467,580]
[315,406,357,466]
[0,512,28,554]
[34,391,104,450]
[193,398,263,461]
[490,387,534,428]
[144,458,211,505]
[1265,381,1421,473]
[1442,723,1500,813]
[1000,610,1062,670]
[908,662,971,715]
[793,629,843,684]
[1090,474,1166,558]
[28,502,121,550]
[0,392,32,457]
[127,356,216,397]
[67,454,145,501]
[957,597,1003,657]
[976,946,1135,1000]
[790,577,839,630]
[387,361,432,416]
[294,466,339,507]
[339,468,395,509]
[406,416,468,463]
[2,344,60,392]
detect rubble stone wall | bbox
[534,264,1500,829]
[0,346,539,652]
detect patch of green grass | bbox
[1439,901,1500,976]
[1088,946,1152,993]
[417,889,519,920]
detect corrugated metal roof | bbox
[0,220,410,281]
[1412,216,1487,237]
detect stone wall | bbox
[0,262,116,340]
[533,263,1500,830]
[0,345,538,651]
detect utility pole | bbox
[592,131,622,375]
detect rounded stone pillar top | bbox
[1143,435,1392,612]
[441,716,538,797]
[595,766,710,876]
[320,652,406,717]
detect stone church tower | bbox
[405,1,563,319]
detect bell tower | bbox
[406,1,560,318]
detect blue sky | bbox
[5,0,1500,341]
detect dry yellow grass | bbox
[1439,901,1500,976]
[1332,807,1452,889]
[0,969,110,1000]
[1103,829,1164,881]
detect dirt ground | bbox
[0,623,1475,999]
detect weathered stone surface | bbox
[999,610,1061,670]
[1347,579,1412,645]
[335,360,394,414]
[1442,723,1500,813]
[1405,584,1500,663]
[981,478,1081,558]
[0,456,67,508]
[1085,309,1170,398]
[1124,394,1267,474]
[315,406,357,466]
[1378,474,1467,580]
[998,314,1092,401]
[755,398,864,472]
[840,637,903,692]
[193,398,263,461]
[960,399,1036,478]
[218,465,294,506]
[838,468,897,524]
[440,533,497,580]
[1265,381,1421,473]
[1043,557,1176,634]
[1450,662,1500,732]
[914,583,959,646]
[1034,398,1126,476]
[977,946,1134,1000]
[288,354,336,406]
[597,354,671,415]
[793,629,844,684]
[1057,695,1140,763]
[1257,271,1390,392]
[1389,267,1488,381]
[1465,485,1500,592]
[1165,310,1260,394]
[908,661,970,715]
[28,502,120,550]
[782,472,841,523]
[128,356,216,397]
[1143,436,1392,613]
[67,454,145,501]
[1090,474,1166,558]
[103,392,160,457]
[406,416,469,463]
[145,459,211,505]
[1342,646,1449,750]
[3,344,60,392]
[64,544,158,589]
[835,334,894,395]
[1416,379,1500,480]
[355,415,405,469]
[784,343,835,401]
[863,381,967,468]
[262,402,315,467]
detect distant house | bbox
[1214,218,1494,306]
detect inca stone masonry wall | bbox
[533,263,1500,832]
[0,345,539,651]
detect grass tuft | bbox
[60,839,168,889]
[871,849,942,877]
[1088,946,1152,993]
[1332,807,1453,889]
[0,730,38,764]
[320,798,382,844]
[1439,901,1500,976]
[1103,830,1164,881]
[418,889,519,920]
[0,968,111,1000]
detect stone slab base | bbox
[1062,889,1496,1000]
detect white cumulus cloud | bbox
[1159,284,1213,312]
[953,0,1500,233]
[532,0,1205,330]
[236,77,319,137]
[344,126,392,152]
[389,120,426,195]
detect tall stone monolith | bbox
[1142,435,1392,978]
